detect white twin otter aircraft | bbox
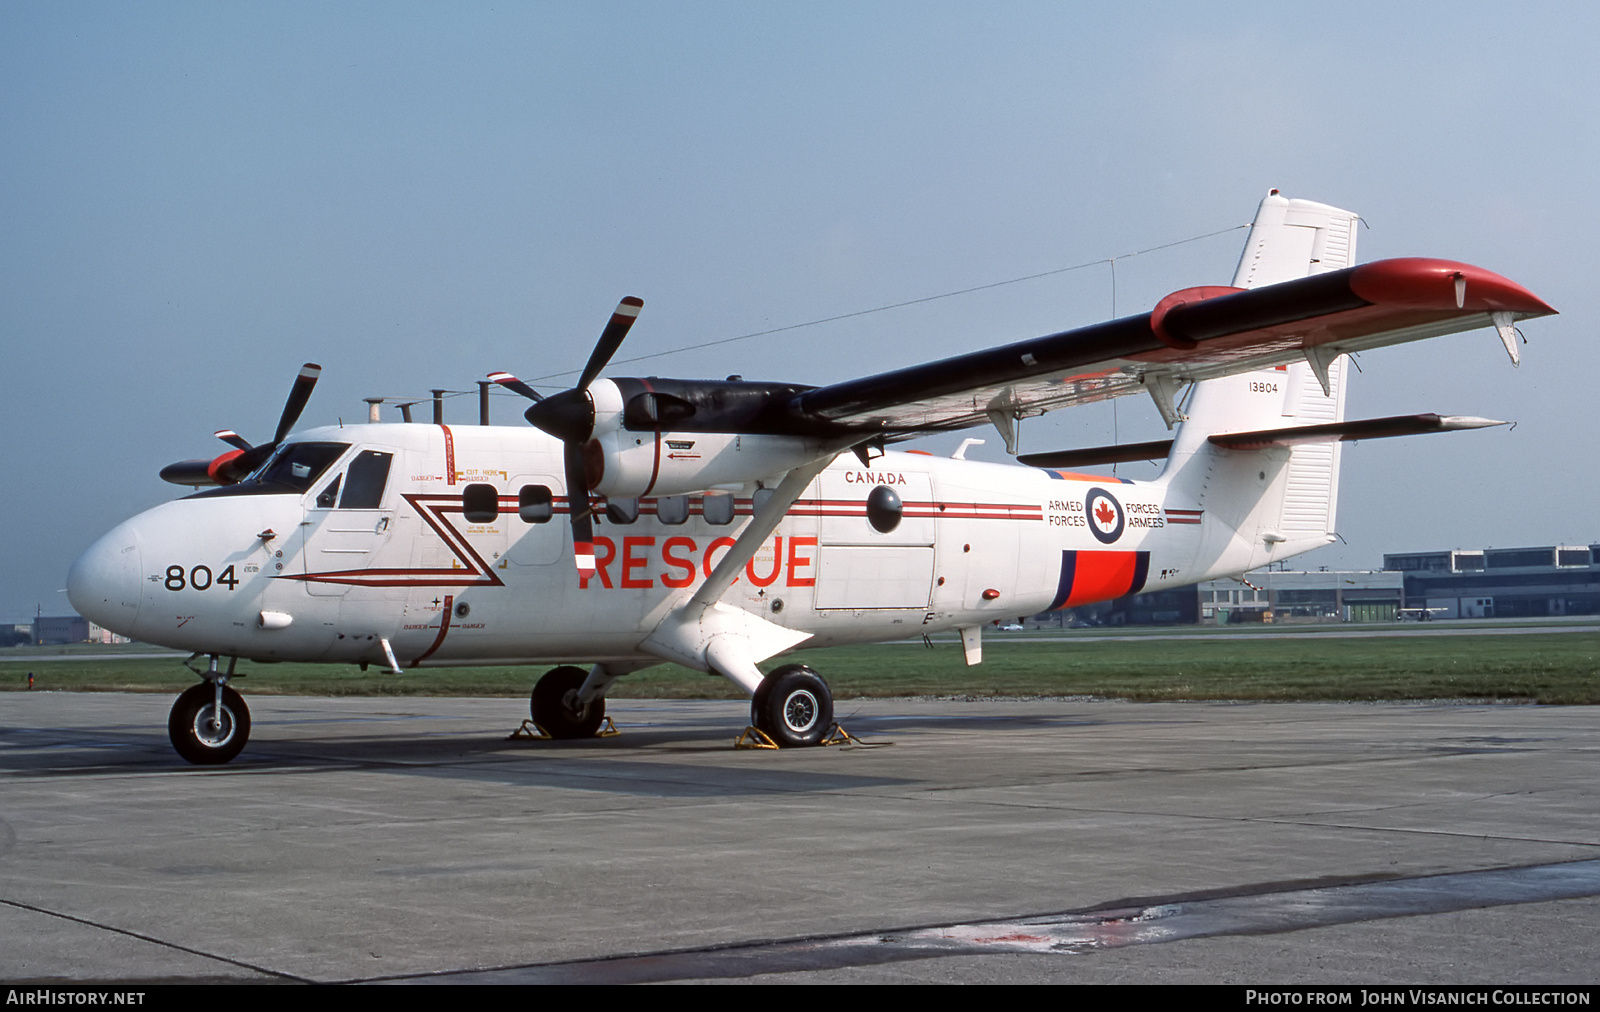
[68,192,1556,763]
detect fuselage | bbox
[68,422,1255,671]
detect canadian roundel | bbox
[1084,487,1125,544]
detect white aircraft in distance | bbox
[68,192,1555,764]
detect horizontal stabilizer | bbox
[1017,439,1175,468]
[1016,414,1504,469]
[1207,413,1505,450]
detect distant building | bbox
[33,615,88,645]
[1383,545,1600,619]
[1197,570,1405,623]
[86,623,131,645]
[1059,585,1201,627]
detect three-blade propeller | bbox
[491,297,644,577]
[159,364,322,487]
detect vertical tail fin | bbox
[1159,192,1360,573]
[1231,189,1360,288]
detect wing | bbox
[512,194,1554,477]
[789,257,1554,441]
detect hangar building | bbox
[1383,544,1600,619]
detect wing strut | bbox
[640,450,844,693]
[691,453,839,611]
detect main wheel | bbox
[531,666,606,739]
[168,683,251,765]
[752,664,833,747]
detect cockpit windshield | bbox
[185,442,350,499]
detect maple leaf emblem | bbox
[1094,499,1117,526]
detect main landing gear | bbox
[528,662,837,749]
[750,664,834,748]
[168,656,250,765]
[531,665,607,739]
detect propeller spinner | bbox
[491,297,643,577]
[159,364,323,487]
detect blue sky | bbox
[3,2,1594,622]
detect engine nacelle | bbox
[588,430,831,498]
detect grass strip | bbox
[2,630,1595,704]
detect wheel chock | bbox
[509,720,552,741]
[510,717,621,741]
[734,724,891,750]
[735,726,779,750]
[821,723,892,749]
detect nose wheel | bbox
[751,664,833,747]
[168,682,251,765]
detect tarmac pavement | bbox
[1,691,1596,984]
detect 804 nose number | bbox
[157,564,241,592]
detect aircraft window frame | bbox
[701,494,735,526]
[656,495,689,526]
[605,498,639,525]
[518,485,553,524]
[263,442,349,491]
[186,441,351,499]
[462,483,499,524]
[339,450,393,509]
[315,474,342,509]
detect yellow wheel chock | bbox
[734,723,890,750]
[734,726,779,750]
[509,716,620,741]
[510,719,551,741]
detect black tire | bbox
[168,683,251,765]
[531,665,606,739]
[752,664,832,747]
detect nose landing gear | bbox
[169,655,251,765]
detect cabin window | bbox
[752,488,775,514]
[656,495,689,525]
[605,498,639,524]
[462,483,499,523]
[339,451,393,509]
[866,485,903,533]
[702,494,734,526]
[519,485,553,523]
[315,475,342,509]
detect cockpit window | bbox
[339,451,393,509]
[316,475,342,509]
[255,442,350,492]
[184,441,350,500]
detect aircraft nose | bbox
[67,523,144,636]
